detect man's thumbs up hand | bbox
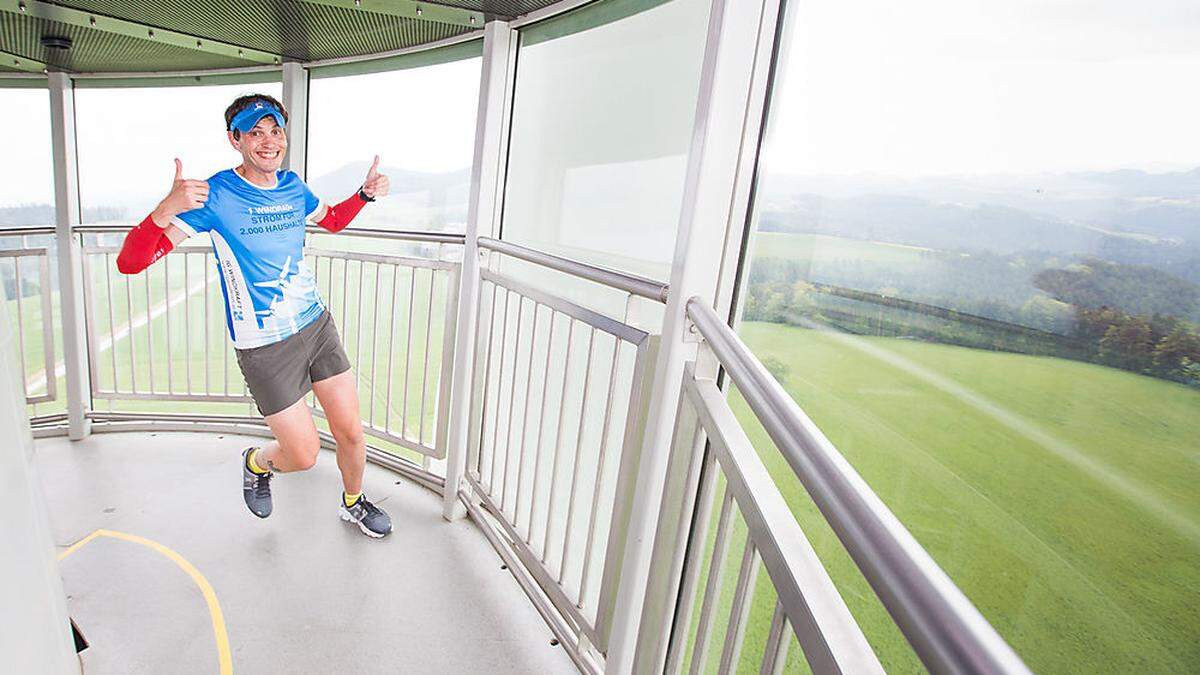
[156,158,209,224]
[361,155,389,200]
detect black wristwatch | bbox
[358,187,375,203]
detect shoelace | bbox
[253,472,271,499]
[359,498,381,518]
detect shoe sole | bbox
[340,508,389,538]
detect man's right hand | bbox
[151,159,209,227]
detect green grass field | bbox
[680,321,1200,673]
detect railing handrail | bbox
[477,236,670,303]
[60,222,467,245]
[681,366,883,673]
[0,225,56,236]
[685,298,1031,675]
[307,226,466,244]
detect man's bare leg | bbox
[241,398,320,518]
[312,369,391,537]
[311,369,365,495]
[254,397,322,472]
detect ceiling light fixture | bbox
[40,35,72,50]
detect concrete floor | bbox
[35,431,577,675]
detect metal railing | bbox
[82,244,244,403]
[0,246,56,404]
[663,361,881,674]
[77,228,461,459]
[478,237,670,303]
[1,220,1030,675]
[308,247,459,457]
[460,240,662,665]
[675,299,1030,675]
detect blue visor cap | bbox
[229,101,286,134]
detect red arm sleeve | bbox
[315,192,369,233]
[116,215,175,275]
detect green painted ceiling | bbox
[0,0,570,73]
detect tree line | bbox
[743,259,1200,387]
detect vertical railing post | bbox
[443,21,518,521]
[48,72,92,440]
[605,0,785,671]
[281,61,309,179]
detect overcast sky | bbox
[2,0,1198,210]
[764,0,1200,176]
[0,59,479,213]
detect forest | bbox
[743,247,1200,386]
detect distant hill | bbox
[0,204,125,227]
[757,193,1104,256]
[308,161,470,201]
[756,166,1200,282]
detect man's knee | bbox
[283,440,320,470]
[333,426,365,449]
[296,450,319,471]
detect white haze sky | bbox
[763,0,1200,176]
[2,0,1199,210]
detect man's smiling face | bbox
[230,115,287,174]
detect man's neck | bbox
[236,164,277,188]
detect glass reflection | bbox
[735,0,1200,672]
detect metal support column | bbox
[48,71,92,440]
[282,61,309,179]
[442,20,517,521]
[604,0,785,670]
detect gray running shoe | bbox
[242,447,273,519]
[340,494,391,538]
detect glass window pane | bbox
[308,58,481,232]
[738,1,1200,672]
[76,82,282,223]
[0,88,53,223]
[501,0,711,282]
[0,87,63,420]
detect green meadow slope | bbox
[699,322,1200,673]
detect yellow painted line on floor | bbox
[59,529,233,675]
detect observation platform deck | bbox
[35,431,576,675]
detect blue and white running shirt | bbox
[172,169,326,349]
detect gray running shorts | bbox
[235,310,351,417]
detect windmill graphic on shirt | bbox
[252,255,320,334]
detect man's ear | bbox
[227,130,240,151]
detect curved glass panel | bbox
[308,58,481,232]
[502,0,710,284]
[736,1,1200,672]
[0,88,52,225]
[0,87,61,419]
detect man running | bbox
[116,93,393,538]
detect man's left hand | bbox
[362,155,390,199]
